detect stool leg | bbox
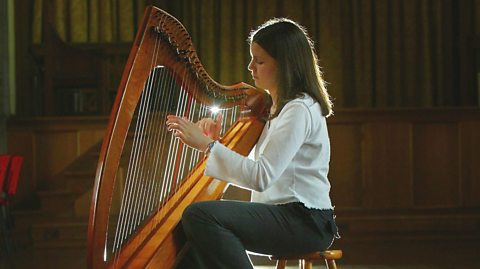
[305,260,313,269]
[276,260,286,269]
[324,259,338,269]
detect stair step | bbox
[63,170,96,177]
[64,160,98,172]
[14,208,77,223]
[10,209,84,247]
[49,175,94,194]
[88,150,100,156]
[34,239,87,248]
[31,218,89,248]
[13,209,51,226]
[37,189,79,196]
[30,216,119,249]
[13,209,79,232]
[37,190,80,213]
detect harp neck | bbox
[150,8,270,120]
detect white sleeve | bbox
[204,102,311,192]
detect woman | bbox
[166,18,339,269]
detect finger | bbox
[214,112,223,134]
[173,130,185,140]
[181,117,195,126]
[200,122,208,135]
[166,115,182,125]
[166,118,181,126]
[205,123,214,137]
[167,124,179,132]
[215,112,223,125]
[171,118,188,128]
[166,115,180,122]
[167,120,185,131]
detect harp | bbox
[87,5,270,269]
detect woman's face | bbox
[248,42,278,96]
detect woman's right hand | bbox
[197,113,223,140]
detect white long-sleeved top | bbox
[204,94,333,210]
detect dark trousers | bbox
[175,200,339,269]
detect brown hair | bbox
[248,18,333,117]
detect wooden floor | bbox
[1,238,479,269]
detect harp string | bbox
[132,50,163,228]
[130,36,174,234]
[181,70,206,187]
[157,67,180,208]
[150,66,176,211]
[164,85,186,198]
[176,87,198,192]
[132,67,158,229]
[143,67,163,216]
[111,22,165,253]
[139,64,180,243]
[140,66,169,221]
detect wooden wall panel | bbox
[362,122,413,209]
[329,124,363,208]
[327,109,480,240]
[6,110,480,240]
[460,121,480,207]
[412,123,460,208]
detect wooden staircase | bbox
[13,142,101,248]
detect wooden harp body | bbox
[87,6,270,269]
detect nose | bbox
[248,59,254,72]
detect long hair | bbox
[248,18,333,118]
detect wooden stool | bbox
[270,249,342,269]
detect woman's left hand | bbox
[166,115,213,152]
